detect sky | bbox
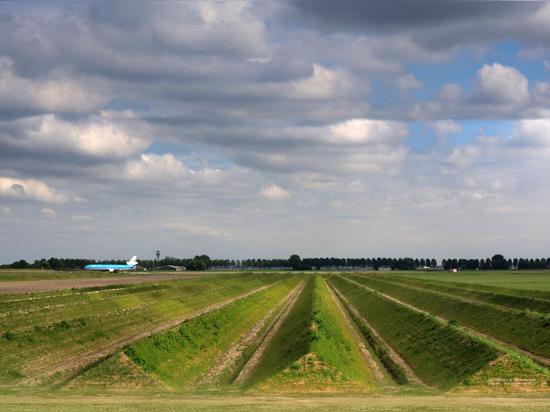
[1,1,550,262]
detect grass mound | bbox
[454,354,550,393]
[348,274,550,359]
[244,276,376,392]
[64,352,164,392]
[0,272,291,384]
[124,278,299,390]
[331,276,499,390]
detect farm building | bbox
[378,266,392,272]
[157,265,186,271]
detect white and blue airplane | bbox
[84,256,138,273]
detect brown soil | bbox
[0,274,202,294]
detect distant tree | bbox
[289,254,302,270]
[11,259,29,269]
[491,254,508,270]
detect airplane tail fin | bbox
[127,256,138,266]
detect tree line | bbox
[4,253,549,271]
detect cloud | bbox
[0,111,151,161]
[397,73,423,93]
[411,63,533,120]
[40,208,57,219]
[471,63,529,105]
[71,214,93,221]
[431,120,463,137]
[0,177,67,203]
[328,119,407,145]
[261,184,290,200]
[0,56,107,116]
[168,223,231,238]
[288,63,358,100]
[439,84,463,102]
[123,153,189,181]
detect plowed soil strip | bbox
[329,281,424,387]
[343,276,550,369]
[23,283,278,385]
[0,274,212,294]
[234,281,306,385]
[200,282,304,385]
[324,280,385,385]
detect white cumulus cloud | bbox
[0,56,107,114]
[1,112,151,160]
[261,184,290,200]
[123,153,189,180]
[472,63,529,105]
[0,177,67,203]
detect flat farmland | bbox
[1,270,550,411]
[396,270,550,292]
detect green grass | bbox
[243,276,316,389]
[308,277,375,388]
[123,277,300,390]
[0,273,291,384]
[244,276,376,392]
[330,282,408,385]
[397,271,550,293]
[2,395,550,412]
[330,276,499,390]
[384,276,550,313]
[348,274,550,359]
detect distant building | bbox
[378,266,392,272]
[158,265,186,271]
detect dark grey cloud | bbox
[293,1,549,53]
[294,0,530,30]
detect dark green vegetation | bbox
[332,285,408,385]
[390,275,550,313]
[329,276,500,390]
[348,274,550,358]
[0,272,292,384]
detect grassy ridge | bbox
[349,274,550,358]
[330,282,408,385]
[0,273,291,383]
[245,276,376,392]
[331,276,499,390]
[390,276,550,313]
[308,277,375,387]
[125,277,300,390]
[243,276,315,389]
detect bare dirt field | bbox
[0,273,217,294]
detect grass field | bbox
[2,395,550,412]
[397,271,550,292]
[347,274,550,359]
[1,269,550,410]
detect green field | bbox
[397,271,550,292]
[1,270,550,411]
